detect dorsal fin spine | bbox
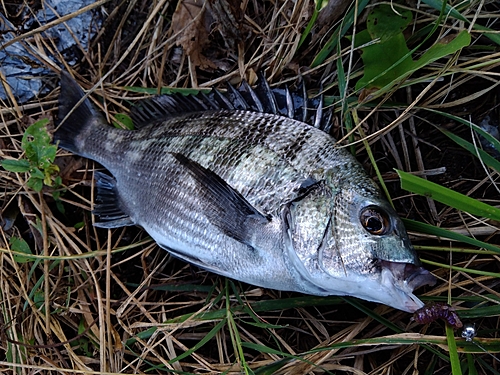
[128,74,332,134]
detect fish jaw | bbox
[378,261,437,312]
[292,261,435,312]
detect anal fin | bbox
[93,171,134,228]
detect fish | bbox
[54,71,436,313]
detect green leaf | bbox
[113,113,134,130]
[37,144,58,170]
[74,221,85,230]
[56,200,65,214]
[22,119,52,165]
[54,175,62,186]
[33,290,45,311]
[1,159,31,172]
[30,168,44,179]
[354,4,471,98]
[397,170,500,221]
[9,237,33,263]
[353,5,413,90]
[27,177,43,192]
[357,29,470,93]
[366,5,413,42]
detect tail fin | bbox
[54,71,102,155]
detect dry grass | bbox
[1,0,499,374]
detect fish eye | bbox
[360,206,390,235]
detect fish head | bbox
[284,166,436,312]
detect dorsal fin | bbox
[285,86,294,119]
[129,73,334,133]
[298,79,308,123]
[211,88,235,110]
[225,83,249,110]
[236,80,264,112]
[254,72,278,115]
[313,92,324,129]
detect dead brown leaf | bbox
[311,0,352,46]
[170,0,216,70]
[207,0,247,51]
[169,0,248,72]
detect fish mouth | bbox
[380,260,437,312]
[380,261,436,290]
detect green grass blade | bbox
[356,114,393,204]
[466,353,479,375]
[402,219,500,254]
[341,297,403,333]
[446,323,462,375]
[476,357,500,374]
[437,127,500,172]
[125,295,345,346]
[297,1,322,49]
[455,304,500,319]
[424,107,497,138]
[123,86,209,95]
[397,170,500,221]
[467,122,500,156]
[422,108,500,160]
[342,297,449,361]
[242,341,296,356]
[420,0,467,21]
[225,281,253,375]
[421,0,500,45]
[422,259,500,279]
[167,318,227,364]
[253,358,293,375]
[311,0,370,67]
[251,334,500,372]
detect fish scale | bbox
[55,71,436,312]
[114,113,322,214]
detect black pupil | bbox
[366,216,382,232]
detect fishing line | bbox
[461,323,500,363]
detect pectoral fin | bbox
[172,153,269,246]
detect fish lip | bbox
[379,260,437,312]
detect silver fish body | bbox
[55,71,435,312]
